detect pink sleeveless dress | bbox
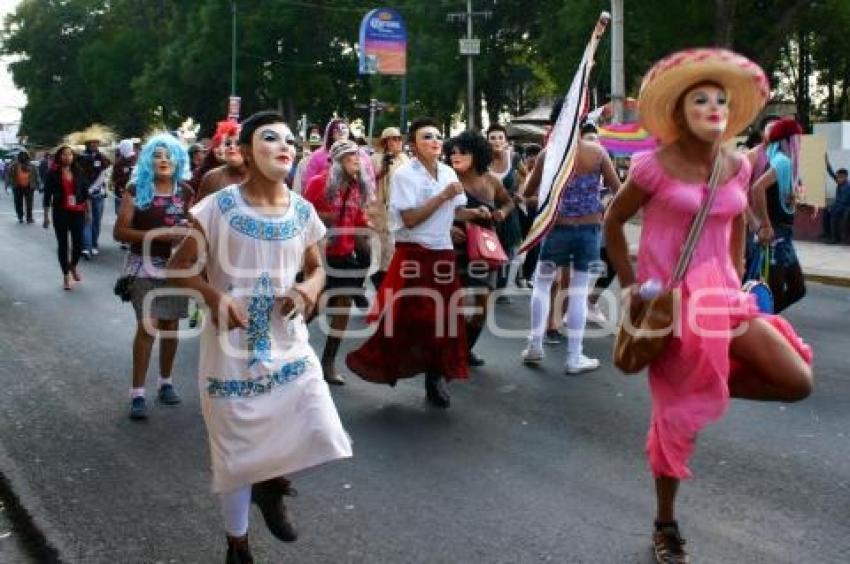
[630,151,812,480]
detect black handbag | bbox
[114,258,142,302]
[113,275,136,302]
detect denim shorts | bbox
[771,225,799,268]
[538,223,601,272]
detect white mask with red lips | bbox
[249,123,296,182]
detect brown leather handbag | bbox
[613,155,725,374]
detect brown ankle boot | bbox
[653,521,689,563]
[225,534,254,564]
[251,477,298,542]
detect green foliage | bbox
[2,0,848,145]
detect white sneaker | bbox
[91,248,100,256]
[521,344,545,364]
[565,354,600,374]
[586,302,608,325]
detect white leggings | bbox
[221,486,252,537]
[529,262,591,359]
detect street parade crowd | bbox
[4,46,818,564]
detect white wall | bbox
[0,121,19,146]
[812,122,850,202]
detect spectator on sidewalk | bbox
[8,150,41,223]
[823,158,850,243]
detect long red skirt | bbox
[346,243,469,385]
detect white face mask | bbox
[683,85,729,143]
[250,123,296,181]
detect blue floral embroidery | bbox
[206,356,311,398]
[246,273,275,367]
[217,188,311,240]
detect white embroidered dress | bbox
[191,185,352,494]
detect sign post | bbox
[227,96,241,121]
[359,8,408,131]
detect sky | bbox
[0,0,25,125]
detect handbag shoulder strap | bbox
[671,153,726,283]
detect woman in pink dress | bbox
[605,49,813,564]
[302,118,376,189]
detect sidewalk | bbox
[624,223,850,287]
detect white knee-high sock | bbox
[563,269,591,359]
[221,486,252,537]
[529,262,557,348]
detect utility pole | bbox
[448,1,491,131]
[610,0,625,124]
[355,99,388,143]
[231,1,237,97]
[368,98,378,142]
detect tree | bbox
[5,0,850,144]
[2,0,104,145]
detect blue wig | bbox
[131,133,190,209]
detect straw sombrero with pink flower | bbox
[638,48,771,145]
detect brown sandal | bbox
[653,522,689,563]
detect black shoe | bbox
[225,535,254,564]
[544,329,564,345]
[653,521,689,563]
[324,372,346,386]
[26,217,34,224]
[17,218,23,224]
[425,374,450,408]
[251,477,298,543]
[351,292,370,309]
[468,352,485,367]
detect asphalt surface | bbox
[0,198,849,563]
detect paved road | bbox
[0,202,849,563]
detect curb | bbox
[0,446,67,563]
[804,273,850,288]
[625,251,850,288]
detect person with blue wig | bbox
[751,117,806,313]
[113,133,195,420]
